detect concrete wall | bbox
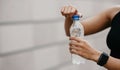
[0,0,120,70]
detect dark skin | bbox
[61,5,120,70]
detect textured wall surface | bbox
[0,0,120,70]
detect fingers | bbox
[69,44,82,51]
[70,49,79,55]
[69,37,86,55]
[77,12,83,18]
[61,5,78,17]
[70,40,81,47]
[69,42,86,58]
[69,40,82,54]
[69,37,84,42]
[69,45,83,56]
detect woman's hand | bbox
[69,37,102,62]
[61,5,82,18]
[61,5,82,36]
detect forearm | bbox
[64,17,73,36]
[104,56,120,70]
[93,54,120,70]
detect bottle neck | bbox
[73,20,80,24]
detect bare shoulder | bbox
[106,5,120,21]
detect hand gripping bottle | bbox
[70,15,86,64]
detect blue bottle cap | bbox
[72,15,80,20]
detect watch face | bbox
[97,52,109,66]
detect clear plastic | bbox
[70,15,86,64]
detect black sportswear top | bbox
[107,11,120,59]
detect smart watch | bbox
[97,52,109,66]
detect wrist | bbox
[66,16,72,20]
[65,17,73,25]
[92,51,102,62]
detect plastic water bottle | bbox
[70,15,86,64]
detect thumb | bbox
[77,12,83,18]
[70,12,83,18]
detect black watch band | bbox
[97,52,109,66]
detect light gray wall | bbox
[0,0,120,70]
